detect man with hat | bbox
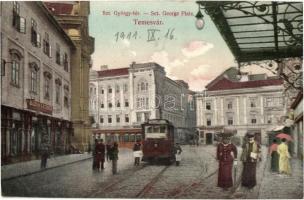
[216,132,237,190]
[240,133,261,190]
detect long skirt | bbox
[271,151,279,172]
[241,162,257,189]
[218,161,233,188]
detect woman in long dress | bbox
[217,135,237,190]
[269,139,279,172]
[240,134,260,189]
[277,138,291,175]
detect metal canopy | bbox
[197,1,303,63]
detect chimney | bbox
[100,65,108,71]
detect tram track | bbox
[166,146,219,198]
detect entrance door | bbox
[206,133,213,144]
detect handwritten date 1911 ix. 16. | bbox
[114,28,175,42]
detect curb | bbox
[2,156,92,182]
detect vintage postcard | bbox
[1,0,303,199]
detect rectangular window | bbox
[44,78,50,100]
[136,113,142,122]
[108,115,112,123]
[12,2,26,34]
[206,102,211,110]
[108,88,112,93]
[56,84,61,104]
[145,98,149,109]
[228,119,233,125]
[11,61,20,86]
[116,115,120,123]
[206,119,211,126]
[250,99,256,108]
[251,118,257,124]
[100,116,104,123]
[123,84,128,92]
[228,102,233,109]
[64,96,69,108]
[43,32,52,57]
[63,53,68,71]
[125,114,129,123]
[117,101,120,107]
[101,103,104,108]
[31,19,40,47]
[108,102,112,108]
[101,89,104,94]
[56,43,61,65]
[144,112,150,122]
[30,69,38,93]
[116,85,120,93]
[125,99,129,107]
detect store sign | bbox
[27,99,53,114]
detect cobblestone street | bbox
[2,145,303,198]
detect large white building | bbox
[1,1,74,163]
[89,62,196,147]
[196,67,286,145]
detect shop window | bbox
[136,134,142,141]
[130,134,135,142]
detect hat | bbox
[246,133,255,138]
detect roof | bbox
[207,77,283,91]
[97,68,129,78]
[44,2,77,15]
[36,2,76,49]
[197,1,303,63]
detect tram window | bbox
[123,134,129,142]
[130,134,135,142]
[160,125,166,133]
[153,126,160,133]
[136,134,141,141]
[145,126,152,133]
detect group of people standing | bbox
[93,139,119,175]
[270,138,291,175]
[216,133,261,191]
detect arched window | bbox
[29,62,39,93]
[9,49,23,86]
[137,79,148,92]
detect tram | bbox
[141,119,176,164]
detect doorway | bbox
[206,133,213,144]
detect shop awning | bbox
[197,1,303,63]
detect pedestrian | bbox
[133,140,142,166]
[174,143,182,166]
[40,146,49,169]
[277,138,291,175]
[240,133,261,190]
[106,142,111,162]
[269,139,279,173]
[216,134,237,190]
[92,139,98,170]
[95,139,105,172]
[109,142,119,175]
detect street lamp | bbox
[195,6,205,30]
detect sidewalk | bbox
[1,153,92,181]
[258,157,303,199]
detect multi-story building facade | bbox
[1,1,75,163]
[45,2,95,152]
[196,67,285,145]
[89,62,196,147]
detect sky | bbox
[89,1,273,91]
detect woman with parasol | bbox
[277,138,291,175]
[216,131,237,191]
